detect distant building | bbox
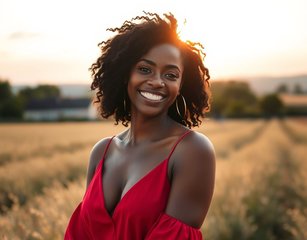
[279,94,307,116]
[24,97,98,121]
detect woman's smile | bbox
[128,43,183,117]
[138,90,166,102]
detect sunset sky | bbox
[0,0,306,85]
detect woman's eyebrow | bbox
[139,58,181,72]
[139,58,156,66]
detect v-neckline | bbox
[100,156,169,219]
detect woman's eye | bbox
[138,66,151,74]
[165,73,179,80]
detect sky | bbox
[0,0,306,85]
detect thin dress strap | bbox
[96,136,115,170]
[102,136,115,160]
[166,130,192,161]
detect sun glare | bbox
[1,0,306,84]
[177,18,189,43]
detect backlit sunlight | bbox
[0,0,306,84]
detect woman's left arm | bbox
[145,132,215,239]
[166,132,216,227]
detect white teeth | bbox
[139,91,163,101]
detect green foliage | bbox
[276,84,289,94]
[224,101,246,118]
[0,96,23,118]
[0,80,61,120]
[0,80,13,101]
[259,94,284,117]
[0,79,23,119]
[293,83,304,94]
[210,81,258,118]
[285,106,307,116]
[18,84,61,103]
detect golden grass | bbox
[204,119,266,158]
[0,119,306,240]
[0,121,125,165]
[204,119,307,239]
[0,179,85,240]
[0,150,88,210]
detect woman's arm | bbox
[165,131,216,228]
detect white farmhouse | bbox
[24,97,98,121]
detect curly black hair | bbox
[90,12,211,128]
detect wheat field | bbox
[0,118,306,240]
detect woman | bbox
[65,12,215,240]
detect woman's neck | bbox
[124,114,173,146]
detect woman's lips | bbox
[138,90,166,102]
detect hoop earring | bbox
[176,94,187,119]
[123,99,126,112]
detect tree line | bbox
[0,79,61,120]
[209,81,285,119]
[0,78,305,121]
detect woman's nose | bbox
[147,75,165,88]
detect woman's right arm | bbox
[86,137,113,188]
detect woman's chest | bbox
[102,146,172,216]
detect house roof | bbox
[279,94,307,107]
[26,97,92,110]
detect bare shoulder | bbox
[183,131,215,159]
[165,130,216,228]
[173,130,215,170]
[86,136,113,188]
[89,137,114,167]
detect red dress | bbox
[64,131,203,239]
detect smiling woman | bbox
[64,12,215,240]
[128,44,183,118]
[89,13,211,128]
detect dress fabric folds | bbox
[145,213,202,240]
[64,131,203,240]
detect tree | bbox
[224,101,246,118]
[18,84,61,102]
[293,83,304,94]
[0,80,13,101]
[276,84,289,94]
[0,79,23,119]
[0,97,23,118]
[259,94,284,117]
[210,80,258,118]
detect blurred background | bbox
[0,0,306,239]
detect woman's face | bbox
[128,43,184,118]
